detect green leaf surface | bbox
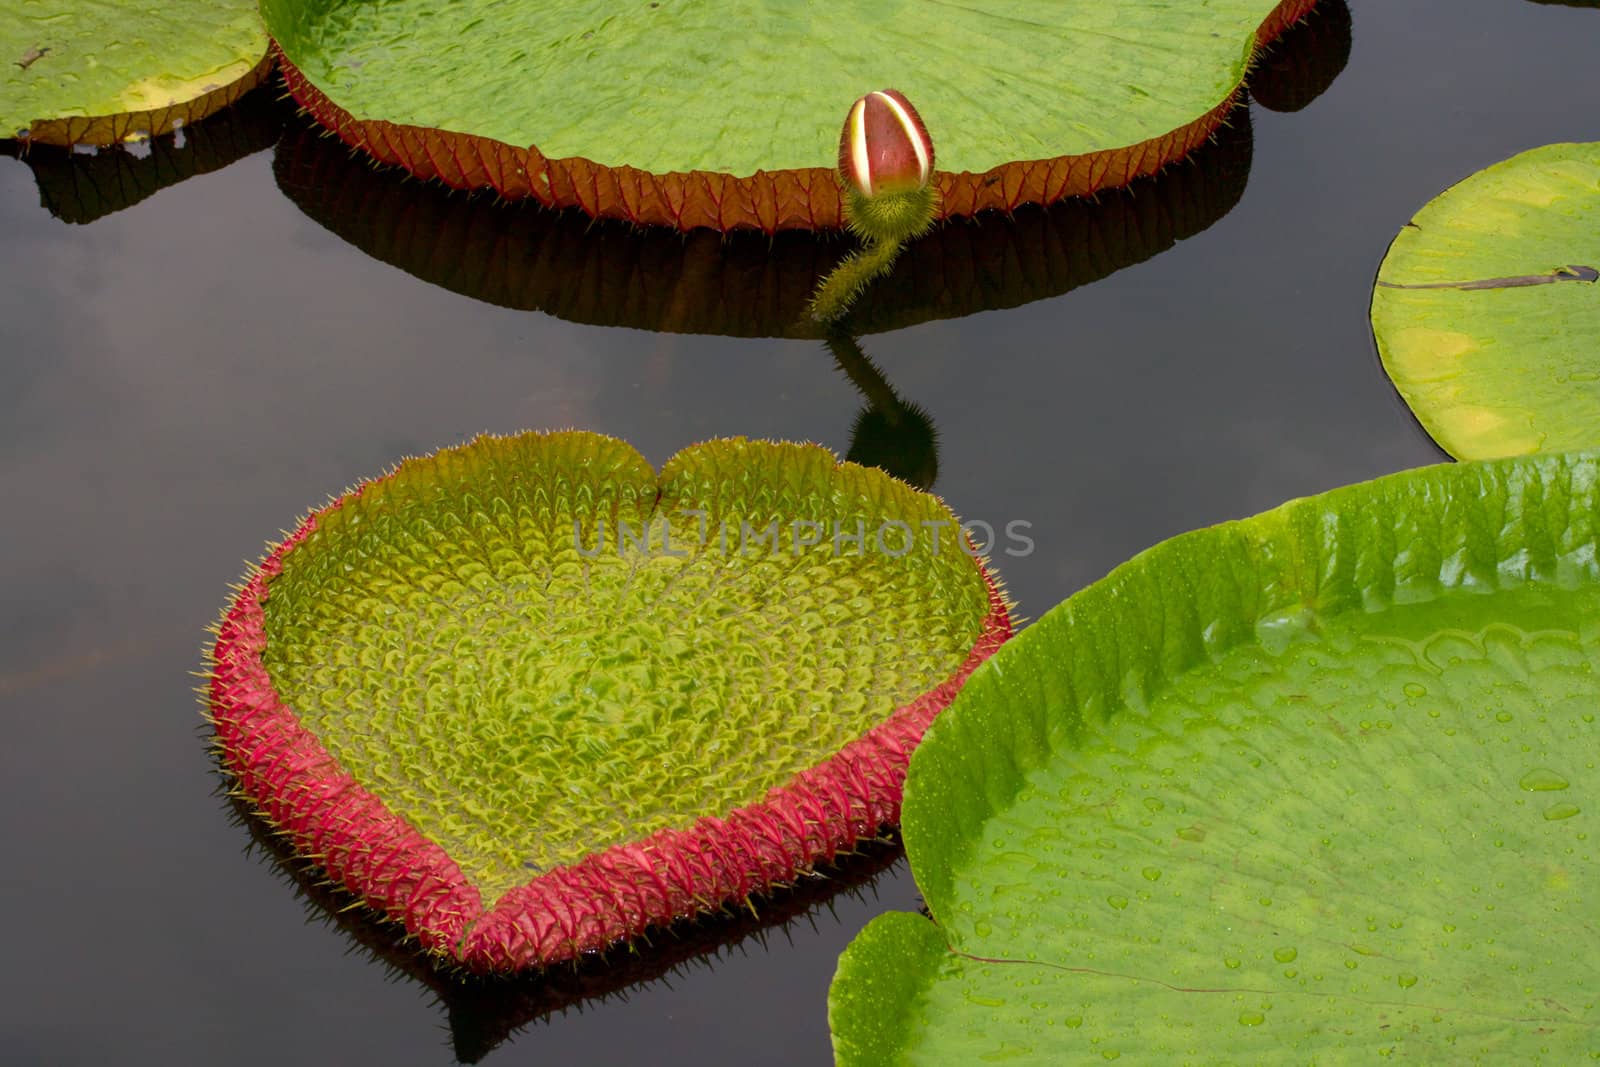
[1371,143,1600,460]
[262,0,1287,176]
[260,432,993,902]
[832,451,1600,1064]
[0,0,267,141]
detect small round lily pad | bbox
[1371,142,1600,460]
[263,0,1317,231]
[1,0,271,146]
[831,450,1600,1063]
[209,431,1010,971]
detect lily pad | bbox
[831,451,1600,1063]
[1370,142,1600,460]
[0,0,271,146]
[209,431,1010,971]
[263,0,1316,231]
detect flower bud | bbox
[838,89,934,198]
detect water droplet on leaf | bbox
[1519,768,1570,792]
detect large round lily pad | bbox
[831,451,1600,1063]
[209,431,1010,971]
[1371,142,1600,460]
[1,0,270,146]
[263,0,1317,231]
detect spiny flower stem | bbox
[808,235,904,325]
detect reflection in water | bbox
[0,88,286,225]
[1250,0,1354,113]
[826,331,940,490]
[272,107,1258,340]
[224,791,904,1064]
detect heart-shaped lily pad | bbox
[209,431,1010,971]
[263,0,1316,231]
[1,0,271,146]
[1371,142,1600,460]
[831,451,1600,1063]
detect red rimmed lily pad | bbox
[263,0,1319,232]
[208,431,1010,971]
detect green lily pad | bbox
[831,451,1600,1063]
[1,0,270,146]
[263,0,1316,230]
[209,431,1010,971]
[1371,142,1600,460]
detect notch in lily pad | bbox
[208,431,1011,971]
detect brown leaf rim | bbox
[274,0,1318,233]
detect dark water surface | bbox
[2,1,1596,1063]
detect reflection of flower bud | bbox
[838,89,934,198]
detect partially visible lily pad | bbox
[209,431,1010,971]
[831,451,1600,1063]
[0,1,271,146]
[264,0,1317,230]
[1371,142,1600,460]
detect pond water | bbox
[1,1,1596,1063]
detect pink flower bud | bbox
[837,89,934,199]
